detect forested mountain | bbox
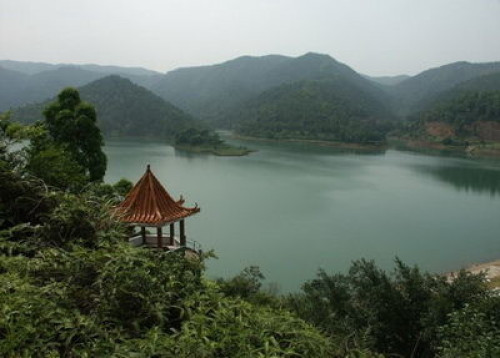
[13,75,195,138]
[151,54,291,122]
[4,55,500,145]
[390,61,500,116]
[152,53,390,125]
[0,61,164,111]
[0,67,29,110]
[236,79,393,143]
[417,72,500,111]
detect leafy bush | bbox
[437,296,500,357]
[286,258,489,357]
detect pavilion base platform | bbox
[128,234,202,254]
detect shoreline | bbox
[230,134,387,151]
[389,137,500,159]
[447,258,500,289]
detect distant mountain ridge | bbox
[0,59,161,77]
[4,54,500,145]
[152,52,390,126]
[414,72,500,113]
[0,61,164,111]
[12,75,195,138]
[389,61,500,115]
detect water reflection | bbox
[413,163,500,196]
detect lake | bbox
[104,138,500,292]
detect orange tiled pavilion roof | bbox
[116,165,200,225]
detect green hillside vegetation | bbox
[235,79,393,143]
[76,76,195,138]
[394,90,500,156]
[13,76,196,138]
[405,91,500,142]
[421,91,500,129]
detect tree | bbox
[113,178,133,197]
[43,88,106,181]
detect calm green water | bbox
[104,139,500,292]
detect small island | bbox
[174,128,253,156]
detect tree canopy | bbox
[42,87,106,181]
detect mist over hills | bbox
[364,74,410,87]
[4,54,500,144]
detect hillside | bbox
[418,90,500,140]
[235,79,393,143]
[390,61,500,116]
[397,89,500,156]
[0,61,164,111]
[12,75,196,138]
[152,53,390,126]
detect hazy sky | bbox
[1,0,500,76]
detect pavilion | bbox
[116,165,201,252]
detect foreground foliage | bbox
[0,119,340,357]
[2,111,499,357]
[286,259,498,357]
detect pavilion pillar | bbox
[140,226,146,244]
[180,219,186,247]
[169,223,175,246]
[157,227,163,249]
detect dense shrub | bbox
[286,258,490,357]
